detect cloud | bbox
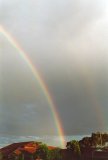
[0,0,108,135]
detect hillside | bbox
[1,133,108,160]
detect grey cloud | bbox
[0,0,108,135]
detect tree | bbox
[8,152,24,160]
[34,144,50,160]
[19,154,24,160]
[66,140,81,156]
[49,148,62,160]
[0,152,3,160]
[79,137,92,149]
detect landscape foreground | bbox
[0,132,108,160]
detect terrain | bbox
[0,132,108,160]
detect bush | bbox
[34,144,50,160]
[49,148,62,160]
[0,152,3,160]
[66,140,81,156]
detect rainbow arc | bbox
[0,25,65,148]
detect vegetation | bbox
[78,132,108,152]
[49,148,62,160]
[19,154,24,160]
[34,144,50,160]
[8,152,24,160]
[0,152,3,160]
[34,144,62,160]
[1,132,108,160]
[66,140,81,156]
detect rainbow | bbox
[74,59,104,130]
[0,25,65,148]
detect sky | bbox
[0,0,108,136]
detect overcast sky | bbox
[0,0,108,136]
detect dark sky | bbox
[0,0,108,135]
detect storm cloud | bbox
[0,0,108,135]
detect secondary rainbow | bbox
[0,25,65,148]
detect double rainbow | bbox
[0,25,65,148]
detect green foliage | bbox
[10,153,24,160]
[34,144,62,160]
[49,148,62,160]
[19,154,24,160]
[0,152,3,160]
[35,144,50,160]
[66,140,81,156]
[79,137,92,149]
